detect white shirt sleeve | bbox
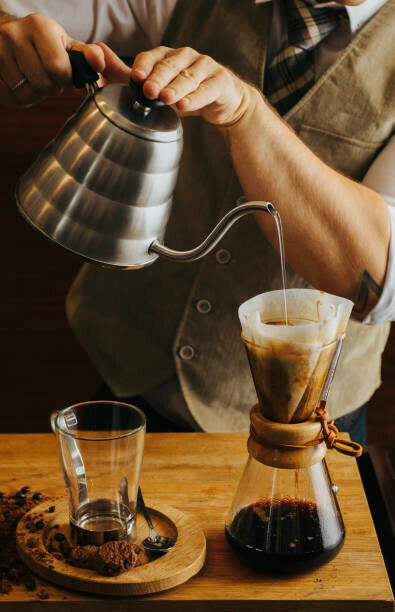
[361,134,395,324]
[0,0,178,56]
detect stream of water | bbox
[270,206,288,325]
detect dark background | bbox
[1,89,394,441]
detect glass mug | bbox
[52,401,146,545]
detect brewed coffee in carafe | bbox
[226,456,345,573]
[226,289,357,574]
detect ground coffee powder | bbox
[68,540,149,576]
[0,488,49,595]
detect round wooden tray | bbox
[16,499,206,596]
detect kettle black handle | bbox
[129,78,164,109]
[68,50,99,89]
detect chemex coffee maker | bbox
[15,51,273,269]
[225,289,362,574]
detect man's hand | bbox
[127,45,257,126]
[0,13,105,107]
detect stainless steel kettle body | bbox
[16,52,273,269]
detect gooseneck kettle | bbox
[16,52,273,269]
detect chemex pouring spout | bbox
[15,50,274,269]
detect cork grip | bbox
[248,405,326,469]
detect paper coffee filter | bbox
[239,289,353,423]
[239,289,353,347]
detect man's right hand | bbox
[0,12,106,107]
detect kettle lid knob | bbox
[81,68,182,142]
[129,79,165,112]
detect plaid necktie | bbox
[265,0,348,115]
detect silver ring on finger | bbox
[12,77,28,92]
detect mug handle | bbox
[51,408,90,507]
[50,411,57,434]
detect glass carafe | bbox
[225,455,345,574]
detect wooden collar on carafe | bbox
[248,402,362,469]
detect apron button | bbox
[178,345,195,360]
[216,248,231,264]
[196,299,212,314]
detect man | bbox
[0,0,393,442]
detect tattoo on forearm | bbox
[353,270,383,316]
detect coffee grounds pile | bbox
[0,488,49,595]
[68,540,149,577]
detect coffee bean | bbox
[15,498,26,506]
[54,533,65,542]
[35,521,44,530]
[48,506,55,513]
[20,487,30,494]
[32,493,43,501]
[8,569,19,581]
[24,575,36,591]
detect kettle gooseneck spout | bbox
[149,201,274,263]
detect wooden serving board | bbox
[16,499,206,596]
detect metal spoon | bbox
[137,487,175,553]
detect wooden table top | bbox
[0,433,393,611]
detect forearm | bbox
[226,88,391,318]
